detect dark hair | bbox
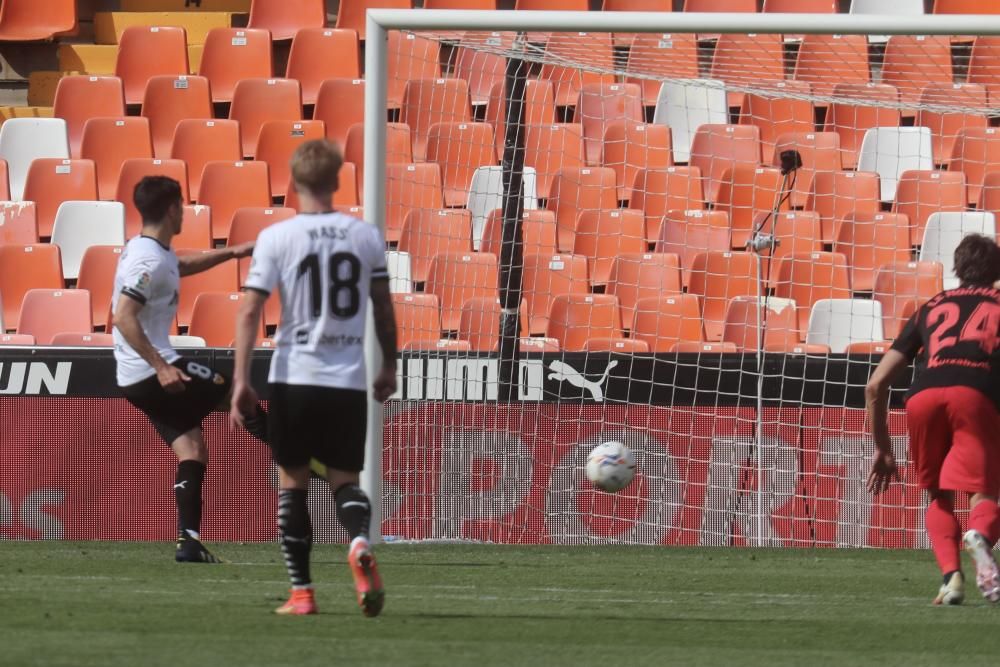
[954,233,1000,287]
[133,176,182,223]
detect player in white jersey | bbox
[230,140,397,617]
[113,176,258,563]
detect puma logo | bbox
[547,360,618,402]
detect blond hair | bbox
[290,139,343,198]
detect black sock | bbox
[334,484,371,541]
[278,489,312,588]
[175,460,206,538]
[242,403,269,444]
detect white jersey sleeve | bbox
[243,228,282,296]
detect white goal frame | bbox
[360,10,1000,545]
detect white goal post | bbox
[359,10,1000,547]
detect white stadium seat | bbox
[0,118,70,201]
[919,211,997,289]
[169,335,207,348]
[466,165,539,251]
[50,201,126,280]
[385,250,413,294]
[652,79,728,164]
[806,299,884,354]
[857,127,934,202]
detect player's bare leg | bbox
[329,468,383,618]
[963,492,1000,603]
[925,489,964,605]
[275,464,317,615]
[170,428,223,564]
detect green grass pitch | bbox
[3,541,1000,667]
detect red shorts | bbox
[906,386,1000,494]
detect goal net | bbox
[365,11,999,547]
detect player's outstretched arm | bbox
[177,242,254,277]
[370,278,397,403]
[113,294,190,393]
[229,288,267,429]
[865,349,909,495]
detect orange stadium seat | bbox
[0,244,63,331]
[397,208,472,284]
[457,297,528,352]
[53,76,126,159]
[425,252,498,331]
[385,163,443,244]
[824,82,900,170]
[0,201,38,245]
[50,332,114,347]
[843,340,893,356]
[710,33,784,109]
[757,211,824,277]
[655,210,730,288]
[229,207,296,283]
[116,158,189,237]
[141,75,213,159]
[967,37,1000,103]
[199,28,273,103]
[978,171,1000,222]
[17,289,91,344]
[948,127,1000,205]
[739,81,814,165]
[689,124,762,205]
[807,170,881,244]
[833,212,912,292]
[401,78,472,162]
[546,294,622,352]
[0,0,76,41]
[80,117,153,200]
[480,209,558,258]
[286,162,358,210]
[872,261,943,338]
[915,83,989,165]
[516,0,587,8]
[343,122,414,197]
[335,0,412,41]
[452,32,514,107]
[256,120,326,198]
[631,294,703,352]
[521,253,588,335]
[629,166,705,242]
[546,167,618,252]
[881,35,954,109]
[77,245,123,330]
[386,31,440,109]
[625,33,699,108]
[425,122,496,207]
[425,0,496,7]
[286,29,360,105]
[683,0,755,11]
[688,251,757,341]
[573,82,644,166]
[583,337,650,353]
[539,32,615,108]
[722,296,800,351]
[485,80,556,156]
[313,78,365,149]
[188,292,264,347]
[793,34,870,100]
[248,0,326,41]
[603,123,673,203]
[606,252,682,328]
[670,341,737,353]
[403,339,473,352]
[0,160,9,200]
[0,334,34,345]
[229,78,302,158]
[572,209,646,287]
[763,0,835,10]
[22,158,97,238]
[177,205,213,251]
[197,161,271,241]
[170,119,242,200]
[175,249,238,328]
[772,132,842,209]
[774,251,852,338]
[393,293,442,349]
[934,0,1000,13]
[715,165,786,249]
[115,26,190,105]
[892,169,966,246]
[524,123,584,199]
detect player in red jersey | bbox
[867,234,1000,605]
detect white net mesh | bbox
[374,25,999,546]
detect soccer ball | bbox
[585,441,636,493]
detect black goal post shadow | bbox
[497,36,529,403]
